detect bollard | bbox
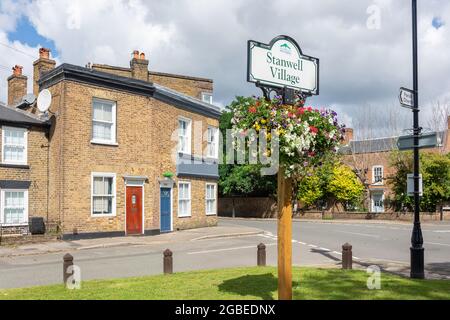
[63,253,74,285]
[342,243,352,269]
[257,243,266,266]
[163,249,173,274]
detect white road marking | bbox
[298,242,306,245]
[425,241,450,247]
[336,230,380,238]
[318,247,330,252]
[433,230,450,233]
[307,244,318,248]
[333,251,342,255]
[187,243,277,255]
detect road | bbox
[1,218,449,288]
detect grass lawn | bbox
[0,266,449,300]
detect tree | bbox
[388,151,450,211]
[218,97,276,197]
[327,164,365,210]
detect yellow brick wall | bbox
[52,81,218,235]
[0,125,50,226]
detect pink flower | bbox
[309,126,318,134]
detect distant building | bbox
[0,48,221,238]
[340,121,450,212]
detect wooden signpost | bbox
[247,35,319,300]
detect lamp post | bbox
[410,0,425,279]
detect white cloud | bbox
[0,0,449,138]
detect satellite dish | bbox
[23,94,36,105]
[37,89,52,113]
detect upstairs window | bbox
[178,118,191,154]
[207,126,219,158]
[2,126,27,165]
[373,166,383,184]
[92,99,116,144]
[201,92,213,104]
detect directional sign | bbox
[399,87,415,108]
[407,174,423,196]
[397,132,438,150]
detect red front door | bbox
[126,186,143,235]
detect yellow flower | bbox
[260,119,267,124]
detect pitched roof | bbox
[40,64,221,119]
[0,102,48,126]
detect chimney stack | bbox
[33,48,56,96]
[447,115,450,130]
[130,50,149,82]
[343,128,354,145]
[7,65,28,105]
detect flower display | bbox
[230,96,346,178]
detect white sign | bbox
[399,87,414,108]
[247,35,319,95]
[407,174,423,196]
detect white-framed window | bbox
[91,172,116,217]
[371,192,384,213]
[207,126,219,158]
[2,126,27,165]
[178,181,191,217]
[373,166,384,184]
[91,98,117,145]
[205,183,217,215]
[201,92,213,104]
[178,117,191,154]
[0,189,28,225]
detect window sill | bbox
[0,163,29,169]
[178,215,192,218]
[91,214,116,218]
[206,213,217,216]
[0,223,29,227]
[90,140,119,147]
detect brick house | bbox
[0,48,221,239]
[340,120,450,212]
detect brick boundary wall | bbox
[218,197,450,221]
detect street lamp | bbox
[410,0,425,279]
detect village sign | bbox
[247,35,319,99]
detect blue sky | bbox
[7,16,57,56]
[0,0,449,139]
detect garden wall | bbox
[218,197,450,221]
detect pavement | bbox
[0,218,449,289]
[0,224,262,258]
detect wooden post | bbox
[277,167,293,300]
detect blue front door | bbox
[160,188,171,232]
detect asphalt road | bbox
[1,219,449,289]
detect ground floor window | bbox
[91,173,116,216]
[371,192,384,213]
[205,183,217,215]
[178,182,191,217]
[0,190,28,225]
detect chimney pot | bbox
[140,52,146,60]
[39,48,50,59]
[132,50,139,59]
[447,115,450,130]
[12,65,23,76]
[343,128,354,145]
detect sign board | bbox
[247,35,319,95]
[399,87,415,108]
[407,174,423,196]
[397,132,438,151]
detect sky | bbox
[0,0,449,139]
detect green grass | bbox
[1,267,449,300]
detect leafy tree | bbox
[327,164,365,208]
[388,151,450,211]
[218,97,276,197]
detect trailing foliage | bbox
[230,96,345,178]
